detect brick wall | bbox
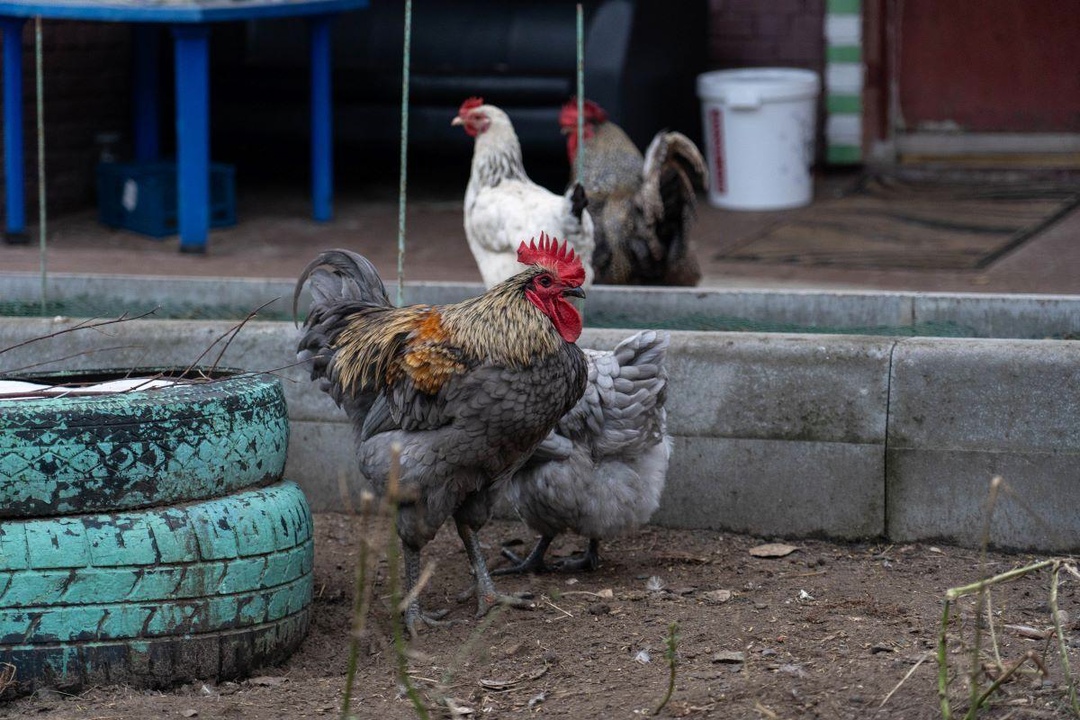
[0,20,131,222]
[707,0,827,162]
[707,0,825,73]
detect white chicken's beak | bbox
[451,116,463,127]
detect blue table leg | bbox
[133,24,160,163]
[172,24,210,253]
[309,14,333,223]
[2,17,28,244]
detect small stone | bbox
[711,651,745,664]
[703,589,733,604]
[587,603,611,615]
[749,543,799,558]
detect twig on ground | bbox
[881,651,930,708]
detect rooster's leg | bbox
[550,538,602,572]
[493,535,554,575]
[455,522,536,618]
[402,542,452,638]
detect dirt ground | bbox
[2,514,1077,720]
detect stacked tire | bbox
[0,369,310,693]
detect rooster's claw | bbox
[404,605,455,638]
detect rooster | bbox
[294,235,588,635]
[561,98,707,286]
[454,97,596,289]
[495,330,671,574]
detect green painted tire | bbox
[0,481,314,692]
[0,368,289,518]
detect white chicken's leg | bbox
[455,521,536,617]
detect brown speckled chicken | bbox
[496,330,671,574]
[294,236,588,635]
[561,98,707,286]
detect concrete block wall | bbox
[3,314,1078,553]
[887,339,1080,551]
[642,330,890,539]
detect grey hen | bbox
[496,330,671,573]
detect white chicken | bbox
[495,330,671,573]
[453,97,596,289]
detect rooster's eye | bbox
[537,275,553,288]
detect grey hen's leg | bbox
[456,521,536,618]
[550,538,602,572]
[401,541,452,638]
[495,535,554,575]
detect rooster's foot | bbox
[404,604,454,638]
[456,583,535,603]
[476,590,536,618]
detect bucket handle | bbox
[726,87,762,110]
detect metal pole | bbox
[396,0,412,306]
[172,24,210,253]
[34,16,45,313]
[310,14,333,222]
[576,4,584,185]
[2,17,28,243]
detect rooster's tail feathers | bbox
[293,249,392,323]
[642,131,708,198]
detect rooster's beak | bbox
[451,116,463,127]
[563,286,586,299]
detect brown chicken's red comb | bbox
[459,97,484,115]
[559,97,608,127]
[517,233,586,286]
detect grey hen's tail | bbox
[587,329,670,458]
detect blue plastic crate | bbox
[96,161,236,238]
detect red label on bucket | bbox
[709,107,725,194]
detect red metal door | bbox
[897,0,1080,133]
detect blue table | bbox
[0,0,368,252]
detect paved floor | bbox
[5,167,1080,295]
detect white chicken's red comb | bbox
[516,233,586,286]
[459,97,484,115]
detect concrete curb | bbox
[5,272,1080,338]
[3,314,1078,552]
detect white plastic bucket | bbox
[696,68,820,210]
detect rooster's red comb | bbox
[458,97,484,115]
[559,97,608,128]
[516,233,586,286]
